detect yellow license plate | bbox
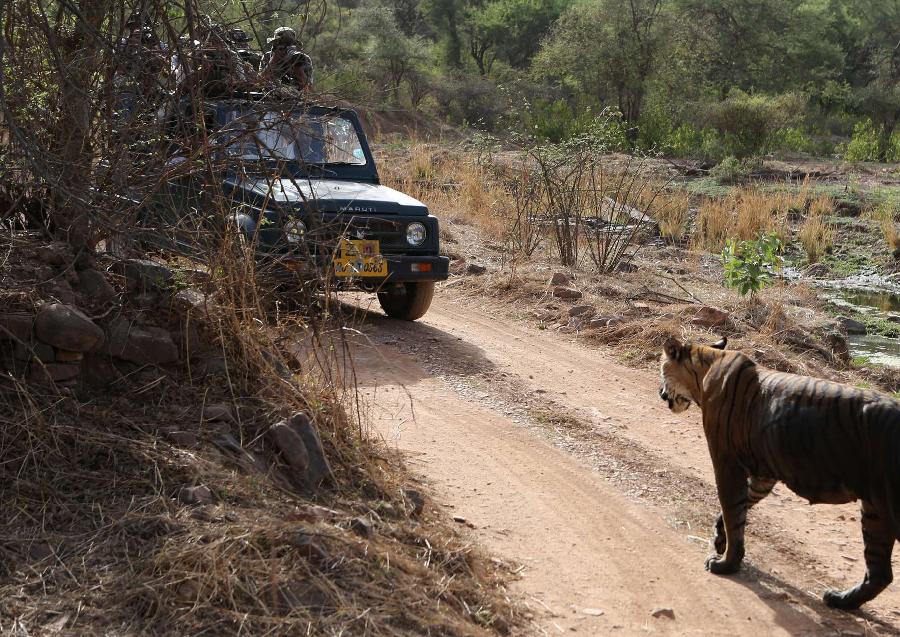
[333,239,387,278]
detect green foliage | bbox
[702,90,806,158]
[843,119,900,162]
[533,0,668,124]
[519,100,627,147]
[721,233,784,296]
[710,156,744,184]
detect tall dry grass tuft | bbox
[693,187,796,251]
[798,196,834,263]
[642,187,691,242]
[868,200,900,251]
[380,143,511,237]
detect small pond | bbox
[819,277,900,368]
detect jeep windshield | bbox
[218,107,367,170]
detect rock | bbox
[691,306,730,328]
[194,355,229,376]
[465,262,487,275]
[404,488,426,517]
[550,272,571,286]
[0,312,33,342]
[177,485,213,505]
[449,258,467,275]
[77,268,117,304]
[287,412,334,487]
[589,316,624,329]
[176,580,201,602]
[80,353,118,386]
[124,259,174,293]
[28,541,54,561]
[171,288,209,318]
[34,304,104,352]
[173,323,205,358]
[284,532,329,561]
[39,242,74,267]
[15,340,55,362]
[55,349,84,362]
[616,260,637,273]
[131,292,159,310]
[29,362,80,383]
[823,331,850,363]
[351,516,374,538]
[45,280,77,305]
[553,286,583,300]
[268,419,310,475]
[803,262,830,278]
[105,318,179,364]
[203,403,235,424]
[837,316,866,335]
[568,304,595,318]
[582,608,605,616]
[650,607,675,620]
[452,515,467,524]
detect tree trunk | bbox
[52,1,107,251]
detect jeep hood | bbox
[226,177,429,215]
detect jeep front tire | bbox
[377,281,435,321]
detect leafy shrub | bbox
[770,127,813,154]
[722,233,784,296]
[634,105,674,152]
[710,156,743,183]
[842,119,900,163]
[703,91,805,158]
[844,119,881,162]
[521,101,628,150]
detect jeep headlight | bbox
[406,222,426,246]
[284,219,307,244]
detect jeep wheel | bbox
[377,281,435,321]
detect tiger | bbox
[659,335,900,610]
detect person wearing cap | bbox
[227,28,262,68]
[259,26,314,89]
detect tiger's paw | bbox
[713,515,726,554]
[823,588,864,611]
[705,555,741,575]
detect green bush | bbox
[710,156,743,183]
[843,119,900,162]
[521,101,628,150]
[703,91,806,158]
[634,105,674,152]
[722,233,784,296]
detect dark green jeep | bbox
[153,100,448,320]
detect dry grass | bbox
[642,187,691,242]
[867,201,900,251]
[379,144,511,238]
[692,187,800,251]
[798,196,835,263]
[0,232,518,636]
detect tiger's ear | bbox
[663,337,684,361]
[710,337,728,350]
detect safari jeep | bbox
[154,99,449,320]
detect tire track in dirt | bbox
[343,292,900,635]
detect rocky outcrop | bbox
[105,318,179,365]
[34,303,105,352]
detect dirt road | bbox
[346,291,900,635]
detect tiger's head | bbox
[659,336,727,413]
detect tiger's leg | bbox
[714,476,776,554]
[824,500,894,610]
[706,462,749,575]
